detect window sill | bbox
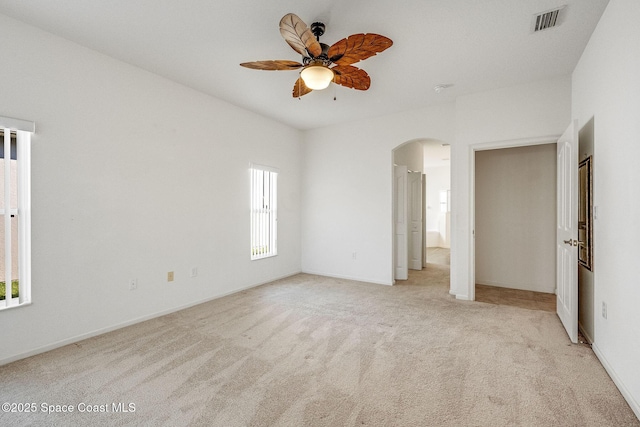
[251,254,278,261]
[0,301,31,312]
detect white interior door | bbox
[422,174,428,267]
[408,171,423,270]
[394,165,408,280]
[557,120,579,343]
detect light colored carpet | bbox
[1,265,638,426]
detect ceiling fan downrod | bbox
[310,22,325,40]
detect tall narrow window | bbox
[250,164,278,260]
[0,116,33,310]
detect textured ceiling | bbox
[0,0,609,130]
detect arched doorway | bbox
[392,139,451,283]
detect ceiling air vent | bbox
[532,6,565,33]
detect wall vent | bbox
[532,6,565,33]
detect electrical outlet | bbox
[602,301,607,319]
[129,279,137,291]
[352,252,357,260]
[190,267,198,278]
[167,271,174,282]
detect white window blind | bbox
[250,164,278,260]
[0,116,33,310]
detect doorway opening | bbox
[471,128,592,345]
[423,142,451,268]
[474,143,557,306]
[392,139,451,283]
[470,137,559,308]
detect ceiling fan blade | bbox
[332,65,371,90]
[293,77,313,98]
[240,60,303,71]
[328,34,393,66]
[279,13,323,58]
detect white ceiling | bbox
[0,0,609,131]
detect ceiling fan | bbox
[240,13,393,97]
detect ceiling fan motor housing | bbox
[303,43,331,65]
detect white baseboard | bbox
[592,343,640,420]
[475,279,555,294]
[300,269,392,286]
[0,270,301,367]
[578,322,594,344]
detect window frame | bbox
[0,116,33,311]
[250,163,278,260]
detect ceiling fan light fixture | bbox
[301,65,334,90]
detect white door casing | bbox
[408,171,423,270]
[394,165,408,280]
[556,120,579,343]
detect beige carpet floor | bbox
[1,265,638,426]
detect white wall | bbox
[572,0,640,417]
[475,144,556,293]
[393,140,424,173]
[301,106,455,285]
[301,76,570,291]
[452,76,571,299]
[0,15,302,364]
